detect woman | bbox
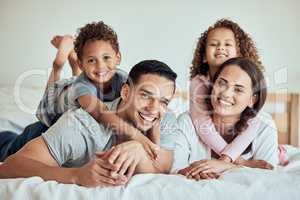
[177,57,278,180]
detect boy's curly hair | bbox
[190,18,263,79]
[74,21,119,60]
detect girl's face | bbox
[211,64,256,118]
[205,28,239,78]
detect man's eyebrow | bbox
[140,88,172,103]
[140,89,154,95]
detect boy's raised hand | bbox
[131,130,160,161]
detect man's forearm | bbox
[0,155,77,184]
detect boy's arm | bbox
[147,121,160,145]
[78,95,159,158]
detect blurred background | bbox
[0,0,299,92]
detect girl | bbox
[178,57,278,180]
[190,19,266,163]
[186,19,284,177]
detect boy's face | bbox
[205,28,239,78]
[79,40,121,86]
[121,74,175,132]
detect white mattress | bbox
[1,86,300,200]
[0,86,44,133]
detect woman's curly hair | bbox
[190,18,263,79]
[74,21,119,61]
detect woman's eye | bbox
[218,80,227,86]
[225,43,233,46]
[209,43,217,46]
[235,88,244,93]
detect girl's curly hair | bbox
[74,21,119,61]
[190,19,263,79]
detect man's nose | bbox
[147,98,160,111]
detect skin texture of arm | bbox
[0,137,122,187]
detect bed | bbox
[0,86,300,200]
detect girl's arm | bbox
[190,75,260,162]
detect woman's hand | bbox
[183,159,238,176]
[178,165,220,180]
[234,158,274,170]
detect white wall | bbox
[1,0,299,92]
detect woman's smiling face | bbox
[211,64,255,118]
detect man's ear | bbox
[120,83,130,101]
[116,52,122,66]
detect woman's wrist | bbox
[219,154,232,163]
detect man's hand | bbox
[103,141,146,180]
[73,157,126,187]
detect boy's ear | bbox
[77,59,84,70]
[120,83,130,101]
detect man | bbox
[0,60,188,187]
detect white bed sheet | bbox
[1,145,300,200]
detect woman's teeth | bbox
[218,99,233,106]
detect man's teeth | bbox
[139,113,156,122]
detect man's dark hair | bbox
[127,60,177,87]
